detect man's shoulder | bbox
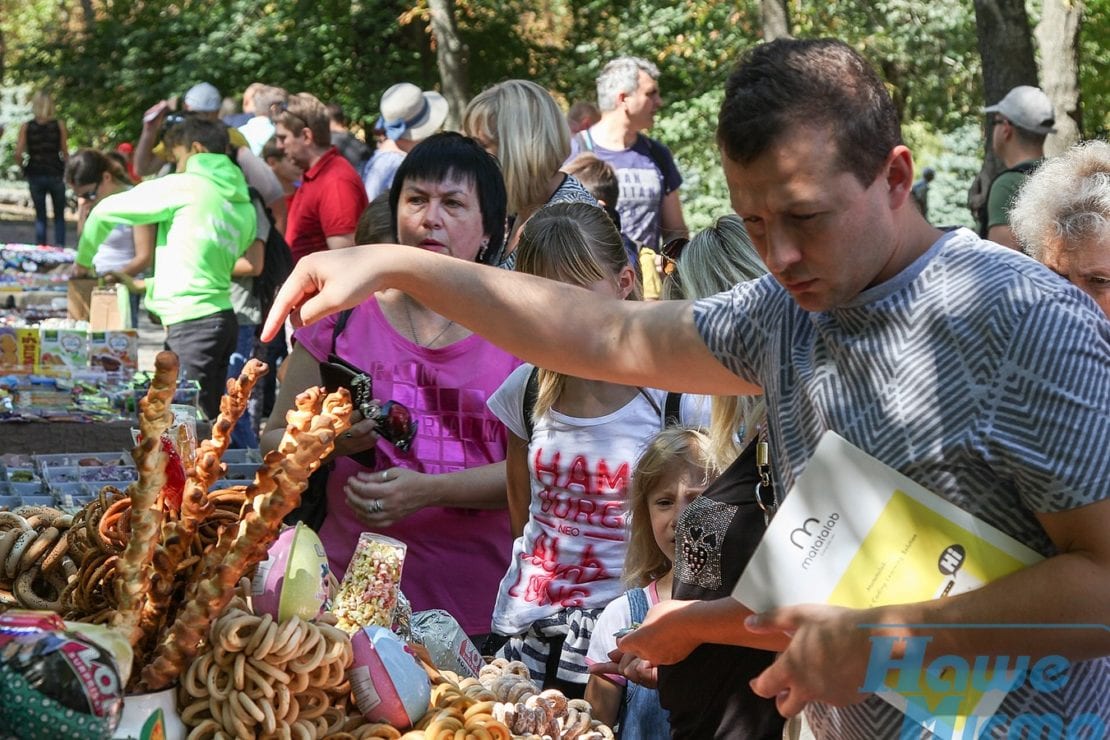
[633,132,672,155]
[308,149,362,185]
[926,229,1085,315]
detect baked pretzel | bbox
[111,350,178,647]
[142,387,352,690]
[143,360,269,639]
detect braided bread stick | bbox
[142,387,352,690]
[111,350,178,647]
[144,359,269,637]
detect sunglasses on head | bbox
[660,237,689,276]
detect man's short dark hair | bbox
[388,132,507,264]
[163,115,231,156]
[717,38,902,187]
[326,102,348,126]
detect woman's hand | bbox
[344,466,434,528]
[106,271,143,295]
[329,409,380,459]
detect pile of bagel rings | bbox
[0,505,78,612]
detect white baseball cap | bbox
[183,82,222,113]
[984,86,1057,135]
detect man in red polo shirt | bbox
[275,92,368,262]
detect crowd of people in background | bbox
[11,35,1110,739]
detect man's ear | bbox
[190,141,209,154]
[884,145,915,210]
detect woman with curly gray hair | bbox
[1011,139,1110,318]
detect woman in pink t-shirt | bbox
[262,133,519,638]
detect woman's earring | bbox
[477,239,490,262]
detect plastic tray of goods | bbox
[42,466,81,485]
[35,451,134,469]
[7,477,43,497]
[83,481,133,496]
[79,465,137,483]
[6,468,40,485]
[64,493,96,512]
[0,495,19,510]
[222,448,263,465]
[50,482,90,507]
[222,463,258,482]
[19,494,56,508]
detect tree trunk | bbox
[967,0,1039,226]
[1036,0,1084,155]
[427,0,468,132]
[80,0,95,33]
[760,0,791,41]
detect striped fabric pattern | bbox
[694,228,1110,738]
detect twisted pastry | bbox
[142,387,352,690]
[111,350,178,647]
[143,360,269,639]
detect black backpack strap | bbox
[522,366,541,439]
[663,391,682,428]
[980,160,1040,235]
[330,308,354,355]
[637,134,671,186]
[636,387,662,421]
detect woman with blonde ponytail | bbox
[484,202,708,698]
[653,214,785,739]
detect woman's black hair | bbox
[389,132,507,264]
[65,148,125,188]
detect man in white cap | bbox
[979,85,1057,249]
[362,82,448,201]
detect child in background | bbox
[562,152,639,274]
[485,202,707,697]
[585,428,718,738]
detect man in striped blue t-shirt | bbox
[261,38,1110,740]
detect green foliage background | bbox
[1,0,1106,230]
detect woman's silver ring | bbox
[367,498,384,514]
[381,471,389,482]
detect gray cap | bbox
[183,82,222,113]
[984,85,1056,135]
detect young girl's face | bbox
[648,463,709,562]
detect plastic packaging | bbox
[251,522,331,621]
[0,613,124,739]
[348,626,430,729]
[333,533,406,634]
[410,609,483,679]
